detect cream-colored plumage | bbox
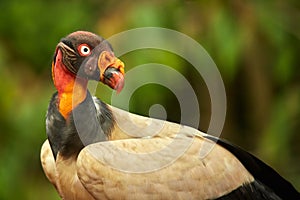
[41,105,254,200]
[40,140,58,190]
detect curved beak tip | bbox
[102,66,125,93]
[115,75,125,94]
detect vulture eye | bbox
[78,44,91,56]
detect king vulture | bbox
[40,31,300,200]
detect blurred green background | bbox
[0,0,299,199]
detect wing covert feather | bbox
[77,132,254,200]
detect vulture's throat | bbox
[52,50,87,119]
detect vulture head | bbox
[52,31,125,93]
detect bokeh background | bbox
[0,0,299,199]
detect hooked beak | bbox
[98,51,125,93]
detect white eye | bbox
[78,44,91,56]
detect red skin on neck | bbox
[52,49,88,119]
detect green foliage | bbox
[0,0,100,72]
[0,0,299,199]
[206,6,243,81]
